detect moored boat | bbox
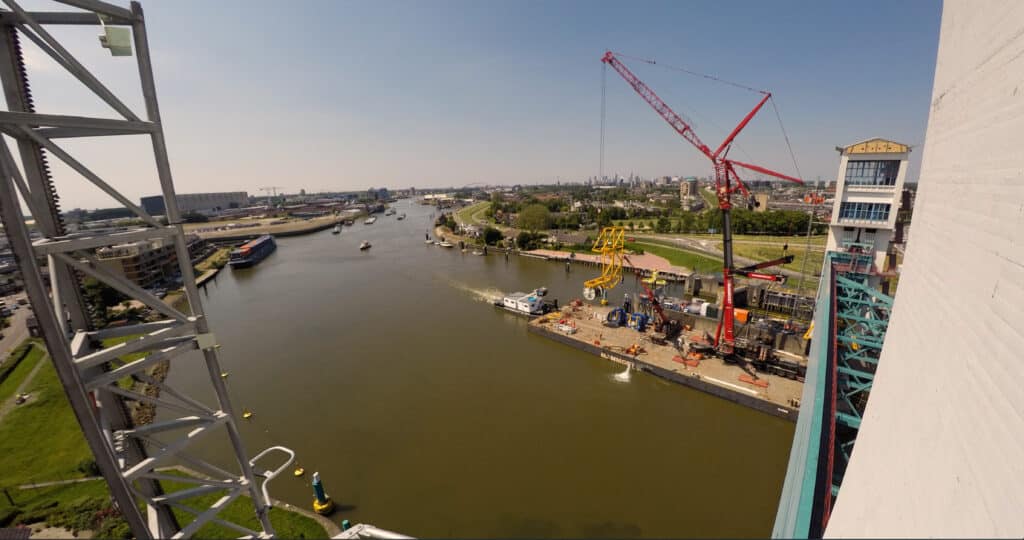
[228,235,276,268]
[359,241,371,250]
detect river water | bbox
[165,201,794,538]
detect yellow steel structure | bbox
[583,226,626,303]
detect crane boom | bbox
[601,51,803,355]
[601,51,712,159]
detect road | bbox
[0,293,31,364]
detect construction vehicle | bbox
[602,51,803,356]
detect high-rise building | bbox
[825,138,910,282]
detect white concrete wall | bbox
[826,1,1024,537]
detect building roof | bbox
[837,138,910,155]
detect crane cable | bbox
[599,62,606,183]
[615,51,805,182]
[612,51,767,95]
[769,96,804,182]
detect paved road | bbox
[0,294,31,363]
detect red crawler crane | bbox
[602,51,803,356]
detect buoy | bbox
[294,467,305,477]
[311,472,336,515]
[242,410,253,419]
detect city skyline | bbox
[18,0,940,209]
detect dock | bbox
[528,304,803,421]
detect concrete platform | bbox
[528,304,803,422]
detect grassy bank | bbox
[0,341,43,404]
[0,350,93,488]
[455,201,489,225]
[626,241,722,273]
[0,342,328,538]
[195,247,232,274]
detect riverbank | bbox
[528,306,802,421]
[192,214,349,242]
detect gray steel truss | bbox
[0,1,292,538]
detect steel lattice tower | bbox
[0,1,293,537]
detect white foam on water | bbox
[612,364,631,383]
[447,280,505,304]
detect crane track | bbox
[7,28,64,235]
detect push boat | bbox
[492,287,558,317]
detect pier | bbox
[528,303,804,421]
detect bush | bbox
[0,507,22,527]
[76,458,100,476]
[515,231,545,251]
[482,226,503,246]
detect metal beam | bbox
[0,11,130,25]
[56,0,134,20]
[56,252,190,322]
[74,324,193,369]
[22,128,161,226]
[121,414,228,481]
[34,226,175,255]
[3,0,140,120]
[0,111,153,131]
[83,341,195,390]
[0,125,151,538]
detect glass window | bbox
[838,202,891,222]
[845,160,900,186]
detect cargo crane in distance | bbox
[601,51,803,357]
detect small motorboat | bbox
[424,238,434,244]
[439,241,454,248]
[332,224,341,235]
[397,213,406,220]
[359,241,371,250]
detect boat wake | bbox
[448,280,505,304]
[612,364,632,383]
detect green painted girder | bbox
[836,334,885,349]
[838,364,875,380]
[836,275,895,304]
[837,411,862,428]
[835,311,891,329]
[839,378,873,397]
[840,348,880,365]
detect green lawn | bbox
[0,355,93,488]
[0,343,327,538]
[699,187,718,209]
[455,201,489,225]
[156,472,327,539]
[626,241,722,273]
[0,343,44,404]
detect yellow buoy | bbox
[294,467,305,477]
[242,410,253,419]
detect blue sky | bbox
[18,0,941,209]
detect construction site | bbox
[0,1,1020,539]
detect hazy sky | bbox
[14,0,941,210]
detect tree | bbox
[628,221,635,231]
[181,212,208,223]
[483,226,503,246]
[517,204,552,232]
[655,216,671,233]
